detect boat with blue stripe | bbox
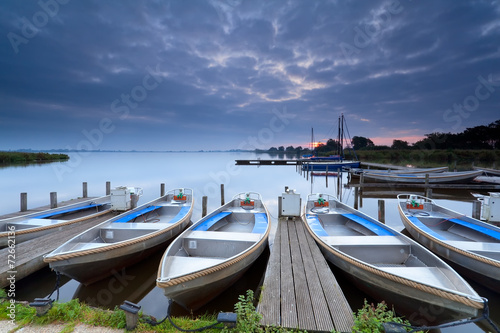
[44,188,193,285]
[304,193,484,325]
[157,192,271,311]
[0,196,113,247]
[398,193,500,293]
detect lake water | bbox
[2,152,499,332]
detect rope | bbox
[0,209,112,238]
[157,209,271,288]
[44,205,193,263]
[303,217,484,311]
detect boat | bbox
[398,194,500,292]
[303,193,485,324]
[0,196,113,247]
[156,192,270,311]
[350,166,449,178]
[44,188,193,285]
[362,170,483,184]
[473,166,500,176]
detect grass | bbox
[0,152,69,165]
[1,288,421,333]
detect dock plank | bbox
[258,217,353,332]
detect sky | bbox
[1,0,499,151]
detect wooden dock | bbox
[258,217,354,333]
[0,199,117,288]
[235,159,301,165]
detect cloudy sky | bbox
[1,0,499,151]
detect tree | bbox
[391,140,409,150]
[352,136,374,150]
[278,146,284,152]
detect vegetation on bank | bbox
[0,152,69,165]
[1,289,418,333]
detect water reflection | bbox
[3,152,499,332]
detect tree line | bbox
[258,119,499,154]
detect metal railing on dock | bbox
[258,216,354,333]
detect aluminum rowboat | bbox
[303,193,484,324]
[0,196,112,247]
[362,170,483,184]
[157,192,270,311]
[398,194,500,293]
[44,188,193,285]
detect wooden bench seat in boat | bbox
[182,230,261,258]
[161,256,226,278]
[114,205,162,223]
[100,223,167,242]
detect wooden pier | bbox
[258,217,354,333]
[0,198,117,288]
[235,159,301,165]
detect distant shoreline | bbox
[0,152,69,166]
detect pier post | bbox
[354,187,359,210]
[221,184,225,206]
[82,182,88,198]
[325,165,328,187]
[106,181,111,195]
[160,183,165,197]
[378,200,385,224]
[359,173,364,196]
[20,192,27,212]
[425,188,433,199]
[50,192,57,209]
[202,196,208,217]
[472,200,481,219]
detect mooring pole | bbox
[202,196,208,217]
[50,192,57,209]
[221,184,225,206]
[20,192,27,212]
[160,183,165,197]
[378,200,385,224]
[106,181,111,195]
[82,182,88,198]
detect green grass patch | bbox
[0,151,69,165]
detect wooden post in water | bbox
[353,187,359,210]
[472,200,481,219]
[220,184,225,206]
[50,192,57,209]
[325,165,328,187]
[202,196,208,217]
[426,188,433,199]
[160,183,165,197]
[359,173,364,196]
[83,182,88,198]
[378,200,385,224]
[106,181,111,195]
[20,192,27,212]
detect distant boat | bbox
[156,192,270,311]
[303,193,484,324]
[350,166,449,178]
[362,170,483,184]
[398,194,500,293]
[44,188,193,285]
[473,166,500,176]
[0,196,113,247]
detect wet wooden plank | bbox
[279,219,297,328]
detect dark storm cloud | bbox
[1,0,499,150]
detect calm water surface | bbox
[2,152,498,332]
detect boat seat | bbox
[193,211,232,231]
[449,218,500,241]
[100,223,163,242]
[183,230,260,258]
[445,240,500,252]
[342,213,394,236]
[305,214,328,237]
[114,205,162,223]
[407,216,446,240]
[251,213,268,233]
[161,256,226,278]
[35,203,107,219]
[381,267,457,290]
[323,236,408,246]
[169,206,191,224]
